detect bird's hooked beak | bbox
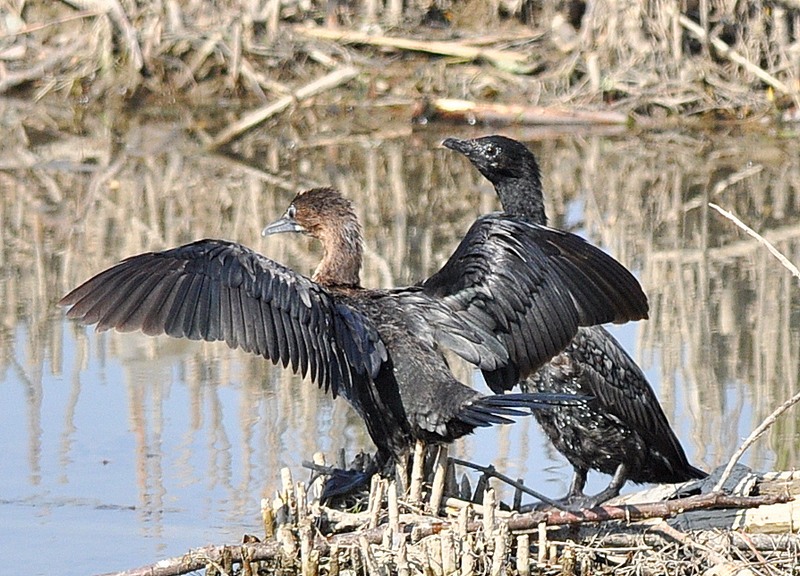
[441,137,472,156]
[262,213,304,237]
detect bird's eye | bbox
[486,145,500,159]
[287,205,296,219]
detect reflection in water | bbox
[1,102,799,574]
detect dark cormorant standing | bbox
[442,135,707,506]
[60,186,649,485]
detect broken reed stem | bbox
[517,534,530,576]
[677,12,793,95]
[408,440,426,504]
[368,476,384,529]
[293,26,532,73]
[209,66,360,148]
[709,202,800,284]
[712,388,800,492]
[428,445,448,515]
[482,488,497,535]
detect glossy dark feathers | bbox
[423,215,648,390]
[445,135,706,502]
[60,239,386,400]
[62,186,643,467]
[529,327,706,484]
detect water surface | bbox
[1,102,798,575]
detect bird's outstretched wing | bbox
[422,214,648,391]
[59,239,387,399]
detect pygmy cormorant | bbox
[60,186,649,486]
[442,135,707,507]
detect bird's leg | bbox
[590,462,628,503]
[577,462,630,509]
[565,467,588,501]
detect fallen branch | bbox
[208,66,360,149]
[294,26,535,74]
[413,98,629,126]
[508,491,791,530]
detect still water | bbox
[1,102,798,575]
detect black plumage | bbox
[60,186,648,484]
[443,135,707,506]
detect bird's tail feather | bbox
[459,393,589,428]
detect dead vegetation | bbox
[1,0,799,124]
[96,459,800,576]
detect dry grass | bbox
[1,0,798,119]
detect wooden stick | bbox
[294,26,534,74]
[208,66,359,148]
[449,457,564,508]
[712,388,800,492]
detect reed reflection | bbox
[1,103,798,545]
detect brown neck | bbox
[312,218,363,287]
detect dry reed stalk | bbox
[409,439,426,504]
[708,203,800,284]
[676,12,793,97]
[209,66,360,148]
[294,26,534,73]
[712,389,800,492]
[428,445,448,515]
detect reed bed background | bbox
[1,0,799,118]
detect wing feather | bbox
[60,239,386,399]
[422,215,648,391]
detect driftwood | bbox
[412,97,629,126]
